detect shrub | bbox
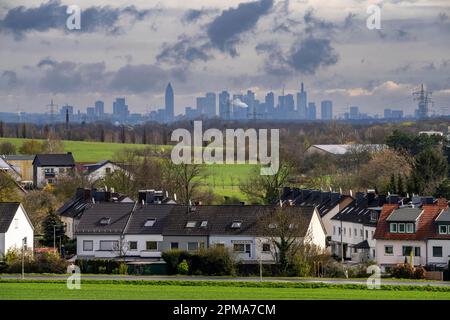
[162,250,183,275]
[75,259,122,274]
[177,260,189,275]
[4,250,68,274]
[197,246,235,276]
[391,264,425,279]
[118,263,128,275]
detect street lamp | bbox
[21,237,26,280]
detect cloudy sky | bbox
[0,0,449,117]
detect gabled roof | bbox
[331,200,378,227]
[374,199,449,241]
[0,202,20,233]
[435,208,450,222]
[83,160,114,173]
[3,155,35,161]
[76,202,135,234]
[124,204,175,235]
[308,144,386,155]
[33,153,75,167]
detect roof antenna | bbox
[279,200,283,207]
[174,193,177,201]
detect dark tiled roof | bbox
[0,203,20,233]
[354,240,370,249]
[281,188,347,217]
[331,200,378,227]
[33,153,75,167]
[125,204,175,235]
[435,208,450,222]
[76,202,135,234]
[56,195,91,218]
[83,160,112,173]
[3,155,35,161]
[162,205,315,237]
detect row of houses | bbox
[1,187,450,273]
[0,153,122,187]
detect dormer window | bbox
[200,221,208,228]
[186,221,196,228]
[439,225,449,234]
[144,218,156,227]
[370,211,377,222]
[398,223,405,233]
[390,222,415,234]
[231,220,242,229]
[99,217,111,225]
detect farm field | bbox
[0,137,256,201]
[1,280,449,300]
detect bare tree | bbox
[163,160,203,205]
[259,206,311,274]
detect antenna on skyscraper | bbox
[413,84,432,119]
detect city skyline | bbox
[0,0,449,116]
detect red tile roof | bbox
[374,199,450,241]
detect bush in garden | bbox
[177,260,189,275]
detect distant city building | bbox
[349,106,360,120]
[265,92,275,115]
[60,105,74,117]
[86,107,95,118]
[219,91,231,119]
[95,100,104,118]
[307,102,316,120]
[384,108,403,119]
[112,98,129,120]
[165,83,174,121]
[297,83,308,119]
[321,100,333,120]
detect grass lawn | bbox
[1,280,449,300]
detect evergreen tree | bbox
[389,174,397,193]
[397,174,405,196]
[42,211,66,247]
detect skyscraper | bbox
[95,100,104,118]
[321,100,333,120]
[113,98,129,119]
[307,102,316,120]
[219,90,231,119]
[297,82,307,119]
[165,82,174,121]
[205,92,216,118]
[265,92,275,114]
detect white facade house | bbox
[0,203,34,257]
[32,153,75,188]
[83,160,123,182]
[374,202,450,271]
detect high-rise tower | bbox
[165,82,174,121]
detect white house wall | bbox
[87,163,122,182]
[427,239,450,265]
[376,239,427,269]
[3,205,34,255]
[307,210,327,249]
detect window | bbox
[99,240,118,251]
[231,221,242,229]
[199,242,205,249]
[129,241,137,250]
[360,229,363,237]
[354,228,357,237]
[333,226,336,235]
[384,245,393,255]
[439,225,448,234]
[338,227,341,235]
[171,242,179,249]
[370,211,377,222]
[23,237,28,251]
[200,221,208,228]
[365,230,368,239]
[398,223,406,233]
[406,223,414,233]
[349,228,352,237]
[390,223,397,233]
[146,241,157,251]
[233,243,245,252]
[99,217,111,225]
[144,218,156,227]
[186,221,196,228]
[83,240,93,251]
[105,167,111,174]
[371,231,374,239]
[343,228,346,236]
[402,246,421,257]
[262,244,271,252]
[14,218,18,229]
[433,246,443,257]
[188,242,199,251]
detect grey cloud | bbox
[0,0,153,39]
[1,70,18,89]
[288,37,338,74]
[206,0,274,56]
[109,64,186,94]
[183,9,204,23]
[157,35,212,64]
[303,8,335,36]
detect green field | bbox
[1,280,449,300]
[0,137,256,201]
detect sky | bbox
[0,0,449,117]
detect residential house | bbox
[305,144,386,156]
[374,198,449,272]
[0,203,34,257]
[82,160,123,182]
[32,153,75,187]
[57,188,134,239]
[0,157,21,182]
[280,188,353,237]
[1,155,34,185]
